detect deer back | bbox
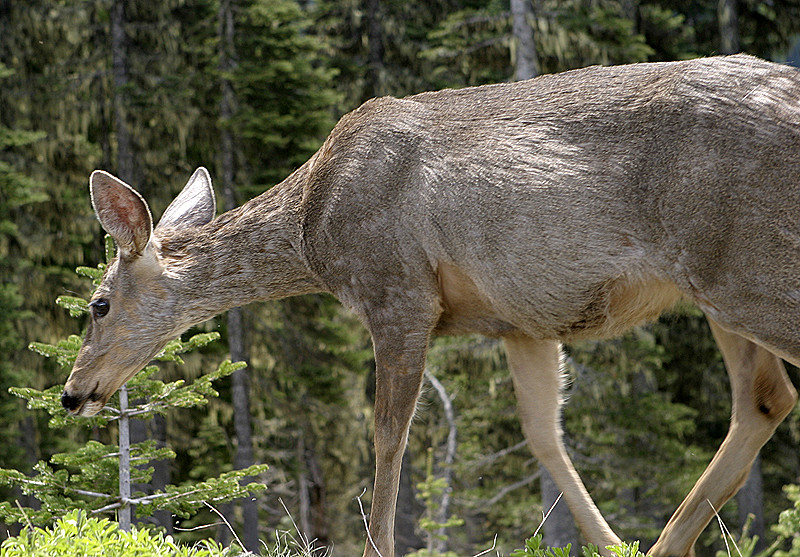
[299,54,800,343]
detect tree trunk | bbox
[130,404,171,532]
[366,0,385,98]
[111,0,134,185]
[94,5,112,172]
[425,370,458,554]
[219,0,259,550]
[511,0,538,81]
[395,449,424,556]
[229,310,259,551]
[151,414,173,533]
[298,435,311,538]
[540,464,580,550]
[718,0,739,54]
[737,454,765,552]
[306,435,329,549]
[216,502,233,546]
[118,385,132,531]
[129,406,147,526]
[3,416,41,540]
[219,0,236,205]
[298,428,330,551]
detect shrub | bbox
[0,510,242,557]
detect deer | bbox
[61,53,800,556]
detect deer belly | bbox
[556,275,683,341]
[434,262,682,340]
[434,262,518,337]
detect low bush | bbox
[0,510,243,557]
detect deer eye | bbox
[90,298,110,318]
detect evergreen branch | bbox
[70,488,112,499]
[91,502,124,514]
[0,472,112,500]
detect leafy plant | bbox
[511,534,572,557]
[510,534,649,557]
[0,509,238,557]
[715,484,800,557]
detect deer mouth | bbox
[61,388,108,417]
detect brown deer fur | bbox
[63,54,800,557]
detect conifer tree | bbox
[0,237,268,534]
[0,61,50,539]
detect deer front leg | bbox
[503,333,622,551]
[363,324,432,557]
[649,318,797,557]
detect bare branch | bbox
[424,369,458,553]
[485,470,541,508]
[470,439,528,470]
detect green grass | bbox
[4,484,800,557]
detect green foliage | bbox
[0,508,337,557]
[511,535,648,557]
[231,0,340,193]
[715,484,800,557]
[21,335,244,429]
[637,4,696,61]
[0,510,238,557]
[28,335,84,371]
[406,448,463,557]
[421,0,800,93]
[422,4,515,86]
[565,319,715,542]
[0,61,49,491]
[5,0,800,553]
[604,541,647,557]
[0,249,268,529]
[560,1,654,64]
[511,534,572,557]
[772,485,800,557]
[422,0,656,87]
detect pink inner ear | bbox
[109,187,148,231]
[91,172,152,255]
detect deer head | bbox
[61,168,216,416]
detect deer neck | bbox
[158,171,322,325]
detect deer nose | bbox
[61,390,82,413]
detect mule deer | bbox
[62,54,800,556]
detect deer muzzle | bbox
[61,373,113,417]
[61,387,109,417]
[60,390,83,413]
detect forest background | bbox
[3,0,800,555]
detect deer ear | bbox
[90,171,153,258]
[157,167,216,231]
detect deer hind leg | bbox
[503,333,622,551]
[649,317,797,557]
